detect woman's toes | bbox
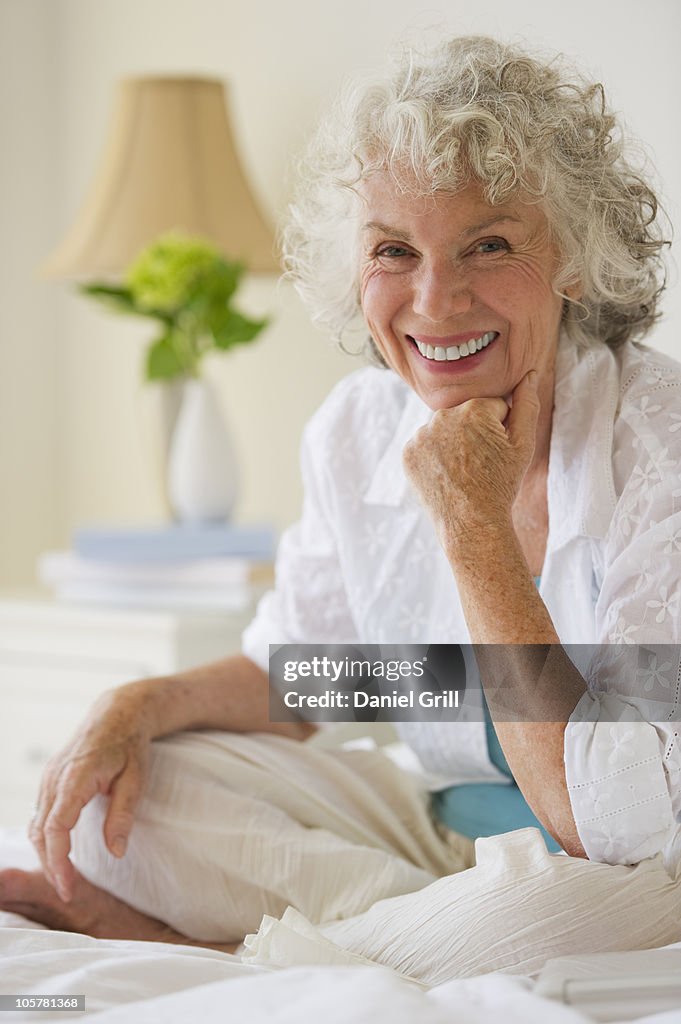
[1,865,166,941]
[0,868,94,933]
[0,868,51,905]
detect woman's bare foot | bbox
[0,867,239,953]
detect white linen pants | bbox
[71,731,681,982]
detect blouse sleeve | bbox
[241,412,359,674]
[564,430,681,868]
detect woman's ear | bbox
[563,278,582,302]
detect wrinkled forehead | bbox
[356,172,550,235]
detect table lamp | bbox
[44,75,279,522]
[44,75,278,277]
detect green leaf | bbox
[212,310,268,350]
[198,259,244,304]
[145,332,189,381]
[80,283,174,324]
[184,261,244,321]
[79,283,138,313]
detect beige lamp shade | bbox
[44,76,279,278]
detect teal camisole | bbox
[431,578,561,852]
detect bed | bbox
[2,825,680,1024]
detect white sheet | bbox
[1,828,679,1024]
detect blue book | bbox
[73,524,276,563]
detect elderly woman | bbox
[2,36,680,980]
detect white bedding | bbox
[1,828,680,1024]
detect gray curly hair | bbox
[283,35,668,360]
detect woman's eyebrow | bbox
[362,221,415,242]
[460,215,522,237]
[362,214,523,241]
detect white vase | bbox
[167,378,238,523]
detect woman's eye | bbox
[474,239,509,255]
[376,245,411,259]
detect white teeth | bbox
[414,332,497,361]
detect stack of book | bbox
[37,523,276,611]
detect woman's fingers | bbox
[43,766,100,902]
[28,760,63,889]
[472,396,510,425]
[506,370,540,454]
[103,755,148,858]
[36,755,149,901]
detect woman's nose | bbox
[412,265,472,322]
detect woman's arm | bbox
[403,372,587,855]
[444,520,586,856]
[135,653,316,740]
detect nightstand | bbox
[0,595,256,826]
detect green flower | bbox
[80,232,269,381]
[126,233,223,312]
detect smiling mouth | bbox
[408,331,499,362]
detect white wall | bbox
[2,0,680,583]
[0,0,64,585]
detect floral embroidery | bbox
[630,395,662,420]
[587,784,613,814]
[362,520,390,558]
[610,617,638,644]
[663,526,681,555]
[637,652,673,692]
[396,601,429,638]
[646,585,680,624]
[618,507,641,539]
[587,820,635,861]
[632,558,654,595]
[649,446,678,475]
[406,535,436,572]
[596,725,637,764]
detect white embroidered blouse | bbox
[242,336,681,873]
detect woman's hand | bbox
[402,371,540,546]
[29,684,156,903]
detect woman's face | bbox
[359,175,570,411]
